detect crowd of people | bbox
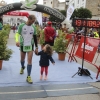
[75,27,100,38]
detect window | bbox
[44,2,46,4]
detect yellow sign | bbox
[42,13,50,17]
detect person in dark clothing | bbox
[36,44,55,80]
[13,24,16,33]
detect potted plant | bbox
[54,31,68,61]
[3,24,11,38]
[36,25,41,43]
[0,30,13,70]
[39,29,45,49]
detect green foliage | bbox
[39,30,45,45]
[0,29,13,60]
[68,28,74,33]
[58,29,63,35]
[54,31,68,53]
[3,24,11,29]
[71,7,92,19]
[71,9,78,19]
[60,10,66,16]
[35,25,41,37]
[2,24,11,36]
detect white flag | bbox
[66,5,74,20]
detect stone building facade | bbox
[0,0,7,7]
[86,0,100,19]
[43,0,66,10]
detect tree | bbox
[71,7,92,19]
[60,10,66,17]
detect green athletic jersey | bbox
[18,23,36,46]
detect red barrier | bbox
[75,36,99,62]
[67,35,100,79]
[66,34,77,62]
[74,36,100,79]
[66,33,74,39]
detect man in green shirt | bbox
[15,15,38,84]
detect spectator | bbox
[61,23,68,33]
[44,21,55,46]
[13,24,16,33]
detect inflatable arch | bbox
[0,1,73,31]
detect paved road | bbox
[3,31,100,100]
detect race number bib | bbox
[23,45,32,52]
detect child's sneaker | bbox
[20,67,25,74]
[26,76,33,84]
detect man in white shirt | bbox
[15,15,38,84]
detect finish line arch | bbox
[0,3,65,22]
[0,2,74,31]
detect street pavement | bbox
[2,30,100,100]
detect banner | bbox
[66,5,74,20]
[5,11,29,17]
[75,36,100,62]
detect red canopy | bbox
[4,11,29,17]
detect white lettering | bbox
[44,7,64,20]
[10,12,20,16]
[0,4,14,14]
[9,4,14,9]
[81,43,94,51]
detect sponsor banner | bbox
[75,36,100,62]
[5,11,29,17]
[66,5,74,20]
